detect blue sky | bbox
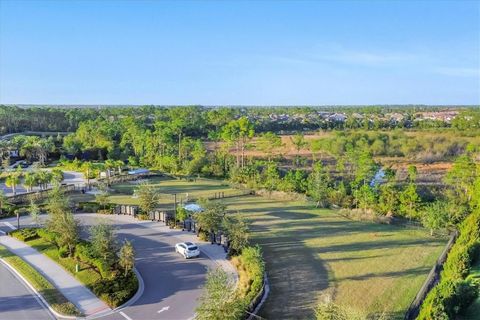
[0,0,479,105]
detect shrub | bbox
[97,209,112,215]
[136,213,150,220]
[58,246,69,258]
[78,202,100,212]
[10,228,38,242]
[75,242,111,278]
[91,271,138,308]
[198,229,209,241]
[37,228,59,245]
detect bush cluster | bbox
[37,228,59,244]
[77,201,100,212]
[418,210,480,319]
[75,242,111,278]
[10,228,39,241]
[77,201,114,214]
[231,245,265,310]
[236,246,265,304]
[91,272,138,308]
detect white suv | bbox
[175,242,200,259]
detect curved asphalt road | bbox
[2,214,217,320]
[0,261,53,320]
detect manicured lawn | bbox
[221,196,447,320]
[0,245,80,316]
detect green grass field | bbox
[108,177,240,209]
[221,196,447,320]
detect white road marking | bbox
[0,230,5,235]
[157,306,170,313]
[4,222,16,230]
[119,311,134,320]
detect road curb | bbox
[0,257,77,320]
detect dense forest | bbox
[1,105,479,135]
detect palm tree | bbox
[34,170,52,190]
[5,171,21,195]
[0,190,7,216]
[0,141,12,161]
[115,160,124,175]
[104,159,116,185]
[23,172,37,192]
[82,161,94,188]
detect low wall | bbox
[7,184,76,204]
[246,272,269,320]
[404,230,459,320]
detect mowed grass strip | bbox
[0,245,81,316]
[221,196,447,320]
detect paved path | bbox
[0,261,53,320]
[0,231,110,316]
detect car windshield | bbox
[187,246,198,251]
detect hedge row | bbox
[10,228,39,242]
[77,201,114,214]
[418,210,480,319]
[231,245,265,309]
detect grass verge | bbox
[0,244,81,316]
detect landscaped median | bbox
[0,244,80,317]
[9,227,138,309]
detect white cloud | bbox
[434,67,480,77]
[314,50,418,66]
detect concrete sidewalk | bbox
[0,235,111,316]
